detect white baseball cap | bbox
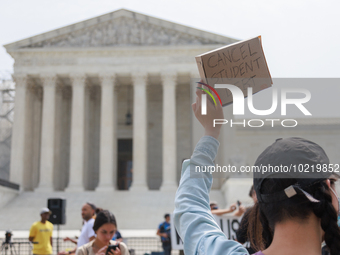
[40,207,51,215]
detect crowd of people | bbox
[28,203,129,255]
[29,195,261,255]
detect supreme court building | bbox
[1,9,339,231]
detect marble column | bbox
[129,73,148,191]
[36,74,57,192]
[160,72,178,191]
[9,74,28,189]
[65,74,86,192]
[96,74,117,192]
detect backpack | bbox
[159,222,171,243]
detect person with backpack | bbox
[157,214,171,255]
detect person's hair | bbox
[86,202,96,210]
[249,185,254,198]
[248,178,340,254]
[86,202,97,216]
[95,207,103,215]
[164,213,170,219]
[93,210,117,232]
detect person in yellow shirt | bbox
[29,208,54,255]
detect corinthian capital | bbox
[161,71,177,87]
[131,72,148,86]
[99,73,116,86]
[12,73,28,87]
[70,73,87,86]
[40,74,57,87]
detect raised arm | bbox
[211,207,236,216]
[173,84,248,255]
[64,237,78,245]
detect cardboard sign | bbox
[196,36,272,106]
[170,214,241,250]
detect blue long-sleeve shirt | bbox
[173,136,251,255]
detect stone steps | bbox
[0,190,225,231]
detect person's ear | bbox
[326,179,331,189]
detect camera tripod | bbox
[0,241,32,255]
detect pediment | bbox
[5,9,237,50]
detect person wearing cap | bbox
[58,203,97,255]
[173,85,340,255]
[29,208,53,255]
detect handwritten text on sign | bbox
[196,36,272,106]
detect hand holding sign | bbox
[192,81,224,140]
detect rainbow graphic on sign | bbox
[196,82,222,106]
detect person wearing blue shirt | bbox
[157,214,171,255]
[111,230,123,242]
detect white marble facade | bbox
[5,8,340,194]
[5,9,237,193]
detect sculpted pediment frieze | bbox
[25,17,224,48]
